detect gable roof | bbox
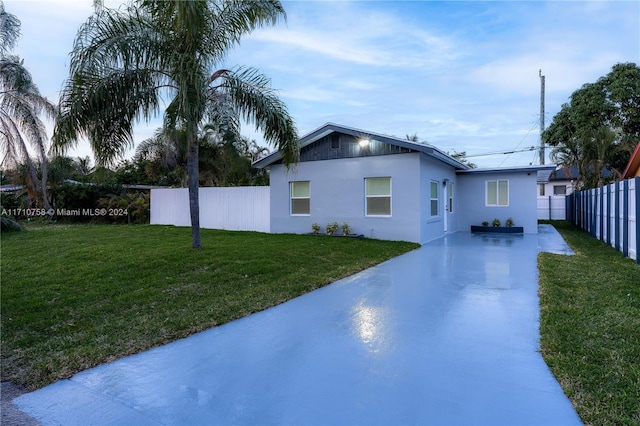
[623,141,640,178]
[253,123,470,170]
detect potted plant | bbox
[311,223,321,235]
[326,222,339,236]
[471,217,523,234]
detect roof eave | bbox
[253,123,469,170]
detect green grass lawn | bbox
[538,221,640,426]
[1,224,418,391]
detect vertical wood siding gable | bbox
[299,133,414,162]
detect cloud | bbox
[248,2,458,70]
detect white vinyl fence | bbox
[566,177,639,262]
[151,187,270,232]
[537,196,567,220]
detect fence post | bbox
[606,184,611,246]
[592,189,598,237]
[615,181,620,251]
[636,177,640,265]
[623,179,629,258]
[599,187,604,241]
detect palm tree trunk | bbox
[23,155,41,208]
[37,145,52,211]
[187,135,202,249]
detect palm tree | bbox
[551,132,588,189]
[135,127,188,186]
[588,126,619,187]
[53,0,299,248]
[0,2,55,210]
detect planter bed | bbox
[471,226,524,234]
[307,233,364,239]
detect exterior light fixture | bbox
[358,138,370,148]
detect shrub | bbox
[482,221,489,227]
[97,191,150,224]
[492,218,501,227]
[311,223,321,234]
[342,222,351,235]
[326,222,339,236]
[50,183,124,222]
[1,215,23,233]
[505,217,514,227]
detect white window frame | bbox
[553,185,567,195]
[290,181,310,216]
[365,177,392,217]
[486,179,509,206]
[430,181,439,216]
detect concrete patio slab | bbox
[15,228,582,425]
[538,224,576,255]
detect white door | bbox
[444,182,453,233]
[443,182,449,233]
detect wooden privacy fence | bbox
[150,187,270,233]
[537,196,567,220]
[566,177,639,263]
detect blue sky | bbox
[5,0,639,168]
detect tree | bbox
[448,150,476,169]
[133,126,268,187]
[405,133,419,142]
[543,63,640,188]
[53,0,299,248]
[0,2,55,210]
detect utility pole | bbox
[539,69,545,165]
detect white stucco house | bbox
[539,165,578,197]
[254,123,555,244]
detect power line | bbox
[466,145,539,158]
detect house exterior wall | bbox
[419,155,458,243]
[269,153,424,243]
[457,171,539,234]
[539,179,575,196]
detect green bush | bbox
[50,183,124,223]
[97,191,150,224]
[0,192,25,212]
[1,215,23,233]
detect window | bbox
[365,177,391,216]
[430,181,439,216]
[290,181,310,215]
[486,180,509,206]
[448,182,454,213]
[553,185,567,195]
[330,134,340,150]
[539,184,545,196]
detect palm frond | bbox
[215,66,298,167]
[0,2,21,56]
[202,0,285,67]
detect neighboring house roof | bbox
[0,184,24,192]
[623,141,640,179]
[550,164,579,181]
[456,164,556,184]
[549,163,615,181]
[253,123,470,170]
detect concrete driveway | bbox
[15,227,581,425]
